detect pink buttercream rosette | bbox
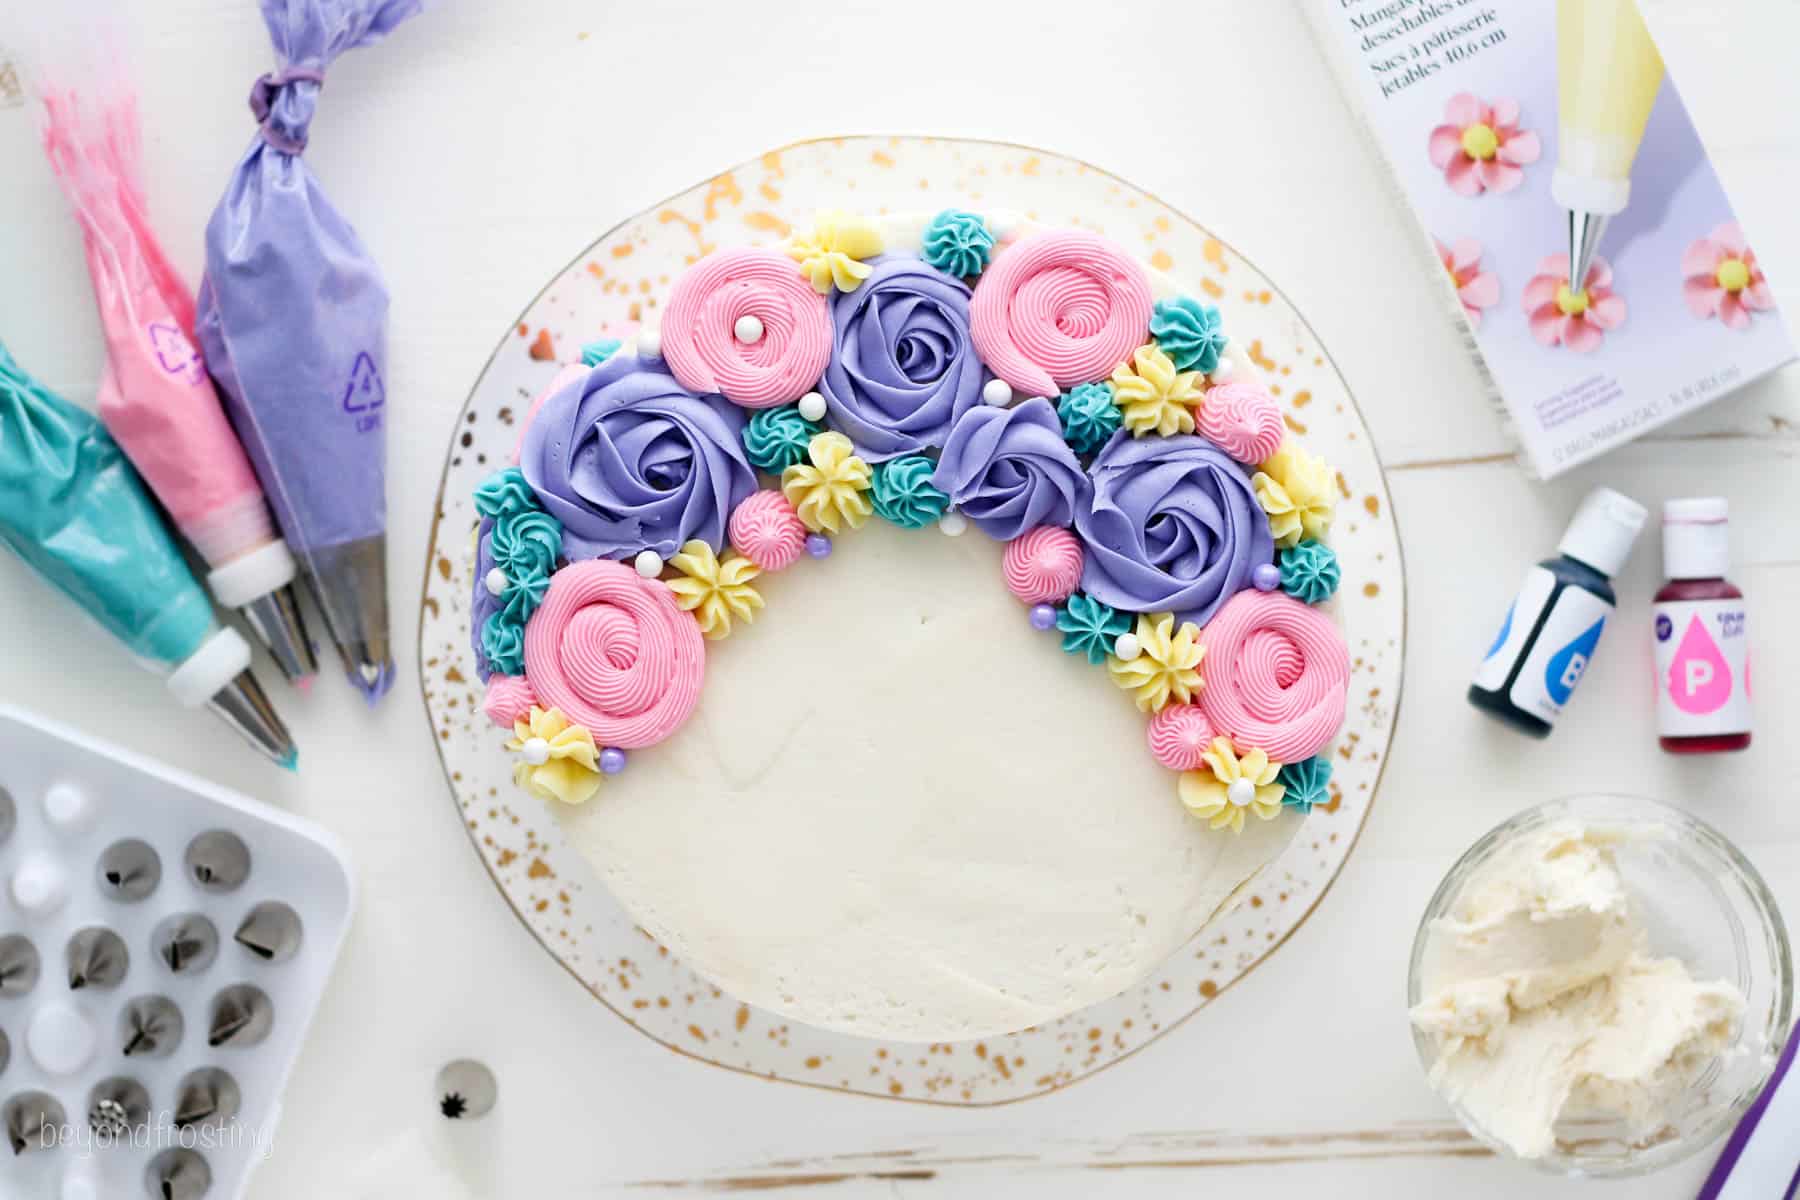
[1523,254,1625,353]
[523,559,706,749]
[661,247,832,409]
[1003,526,1084,605]
[1434,237,1501,327]
[1197,590,1349,763]
[1147,703,1214,772]
[729,489,807,572]
[970,229,1154,396]
[483,674,539,729]
[1683,223,1774,330]
[1427,94,1539,196]
[1198,381,1284,464]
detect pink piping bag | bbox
[37,81,319,686]
[197,0,419,704]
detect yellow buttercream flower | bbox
[667,539,764,640]
[1108,612,1204,712]
[1110,344,1202,437]
[1252,442,1336,549]
[507,706,603,806]
[781,431,872,534]
[787,210,885,293]
[1178,737,1286,833]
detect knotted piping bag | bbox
[197,0,420,703]
[38,79,319,685]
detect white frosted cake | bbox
[465,210,1349,1040]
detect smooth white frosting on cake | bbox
[555,517,1300,1041]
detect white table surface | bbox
[2,1,1797,1195]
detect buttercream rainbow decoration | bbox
[470,211,1351,827]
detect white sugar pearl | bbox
[484,567,509,597]
[521,737,552,767]
[1227,778,1257,809]
[634,550,664,579]
[42,782,94,834]
[981,378,1013,407]
[635,326,662,361]
[733,314,765,344]
[1211,356,1235,381]
[1113,632,1141,662]
[797,391,827,422]
[938,511,967,537]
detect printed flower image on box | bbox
[1310,0,1794,476]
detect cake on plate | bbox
[463,210,1349,1041]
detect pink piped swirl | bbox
[1147,703,1215,771]
[1199,381,1285,465]
[523,560,706,749]
[483,674,539,729]
[729,489,807,572]
[1197,590,1349,763]
[970,230,1154,396]
[1002,525,1085,605]
[661,247,832,409]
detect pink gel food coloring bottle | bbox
[1655,497,1751,754]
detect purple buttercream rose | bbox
[520,352,756,560]
[1075,431,1274,626]
[819,254,985,461]
[931,398,1091,540]
[470,517,500,680]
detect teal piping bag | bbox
[0,342,297,768]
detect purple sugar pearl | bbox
[1029,604,1058,631]
[599,747,627,775]
[804,533,832,559]
[1252,562,1282,592]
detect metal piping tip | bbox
[207,668,298,768]
[207,984,274,1048]
[120,995,184,1058]
[66,927,129,990]
[234,902,303,964]
[146,1147,213,1200]
[185,831,251,893]
[152,914,220,975]
[4,1092,63,1156]
[0,935,39,998]
[304,535,392,705]
[88,1077,151,1137]
[174,1068,241,1130]
[1567,208,1610,299]
[97,839,162,902]
[238,583,318,684]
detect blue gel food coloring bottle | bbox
[1468,487,1647,738]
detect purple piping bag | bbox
[196,0,420,703]
[1697,1022,1798,1199]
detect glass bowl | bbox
[1407,794,1793,1177]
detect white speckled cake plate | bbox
[418,136,1405,1105]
